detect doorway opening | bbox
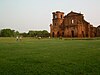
[82,31,84,37]
[62,32,64,37]
[71,30,74,37]
[52,32,54,37]
[57,32,60,37]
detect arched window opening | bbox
[72,19,74,24]
[55,15,57,18]
[61,15,63,18]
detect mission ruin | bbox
[50,11,100,38]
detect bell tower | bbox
[52,11,64,26]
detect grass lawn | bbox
[0,37,100,75]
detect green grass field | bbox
[0,37,100,75]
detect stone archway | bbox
[62,32,64,37]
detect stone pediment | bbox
[65,11,82,17]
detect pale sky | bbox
[0,0,100,32]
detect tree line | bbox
[0,29,50,37]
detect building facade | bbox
[50,11,100,38]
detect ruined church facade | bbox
[50,11,100,38]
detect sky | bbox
[0,0,100,32]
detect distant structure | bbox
[50,11,100,38]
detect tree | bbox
[20,32,27,37]
[0,30,1,37]
[28,30,49,37]
[0,29,15,37]
[42,30,49,37]
[28,31,36,37]
[15,31,19,37]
